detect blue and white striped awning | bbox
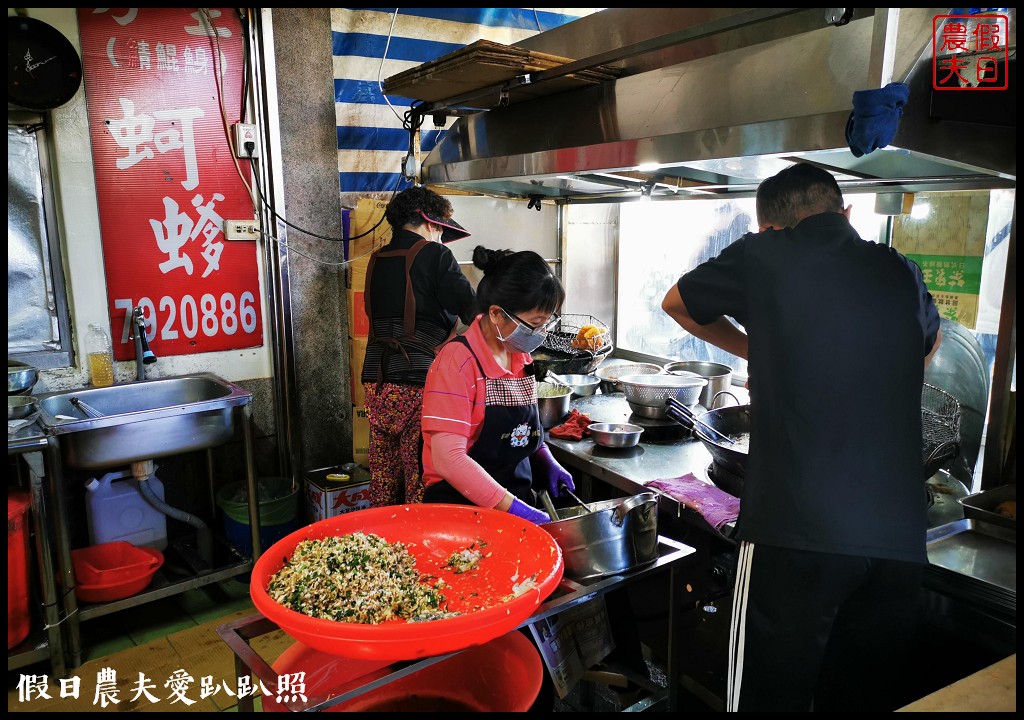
[331,8,598,197]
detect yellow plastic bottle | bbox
[86,323,115,387]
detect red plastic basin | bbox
[73,544,164,604]
[251,504,564,661]
[264,629,542,712]
[72,541,157,586]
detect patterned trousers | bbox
[363,382,425,507]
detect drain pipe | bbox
[132,460,212,567]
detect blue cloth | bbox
[844,82,910,158]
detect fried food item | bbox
[995,500,1016,520]
[571,324,608,351]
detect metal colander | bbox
[619,374,708,409]
[922,382,961,478]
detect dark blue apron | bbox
[424,337,542,506]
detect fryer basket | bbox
[921,383,961,479]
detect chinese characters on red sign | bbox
[78,8,263,360]
[932,14,1010,90]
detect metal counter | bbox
[544,393,735,539]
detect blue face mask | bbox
[496,311,547,353]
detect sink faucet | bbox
[131,306,157,380]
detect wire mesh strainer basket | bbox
[619,374,708,408]
[593,363,662,394]
[542,314,612,355]
[921,382,961,478]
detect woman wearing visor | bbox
[361,186,476,507]
[420,247,576,521]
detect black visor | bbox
[419,210,471,243]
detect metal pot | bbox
[536,383,572,429]
[663,361,733,409]
[542,492,658,582]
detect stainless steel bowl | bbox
[8,361,39,395]
[557,374,600,397]
[627,400,668,419]
[588,422,644,448]
[8,395,38,421]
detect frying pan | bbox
[665,400,750,479]
[8,16,83,111]
[667,393,960,484]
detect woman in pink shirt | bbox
[420,247,575,521]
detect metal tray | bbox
[925,518,1016,595]
[959,484,1016,530]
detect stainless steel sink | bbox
[35,373,253,469]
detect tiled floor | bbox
[8,579,267,713]
[10,579,716,713]
[78,578,257,663]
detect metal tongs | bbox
[559,480,595,513]
[544,371,573,389]
[665,397,736,444]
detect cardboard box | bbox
[353,405,370,468]
[350,336,368,406]
[348,255,370,292]
[348,288,368,338]
[305,465,371,523]
[351,197,390,261]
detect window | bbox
[8,118,72,368]
[616,195,886,380]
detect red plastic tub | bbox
[8,490,32,650]
[250,504,564,662]
[72,543,164,604]
[264,629,542,712]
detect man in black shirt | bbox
[662,163,942,711]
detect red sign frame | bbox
[932,14,1010,91]
[78,8,263,360]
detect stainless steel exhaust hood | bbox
[419,8,1016,201]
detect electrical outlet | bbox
[224,219,260,241]
[232,122,259,158]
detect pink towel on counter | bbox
[647,473,740,531]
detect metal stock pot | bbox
[541,493,658,582]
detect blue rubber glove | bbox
[509,497,551,524]
[533,444,575,497]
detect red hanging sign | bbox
[77,8,263,360]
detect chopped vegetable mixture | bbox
[266,532,454,624]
